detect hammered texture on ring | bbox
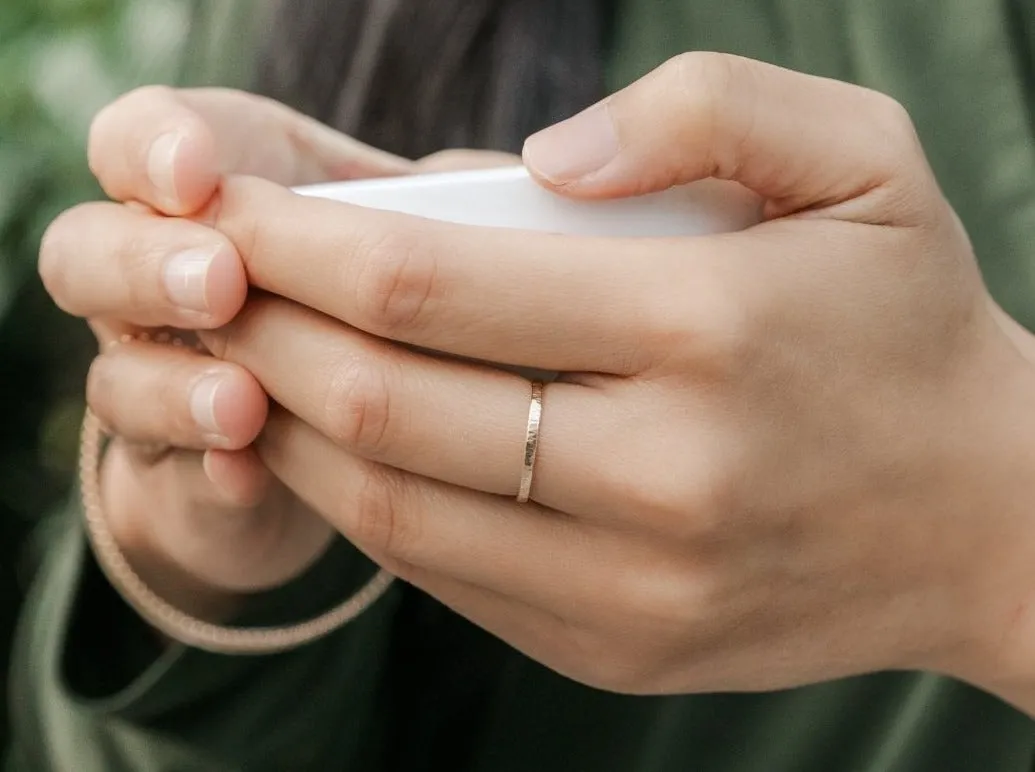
[517,381,544,503]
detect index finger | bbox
[87,86,413,216]
[207,175,684,374]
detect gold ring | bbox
[516,381,544,503]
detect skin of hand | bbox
[40,54,1035,713]
[39,84,514,620]
[134,53,1035,705]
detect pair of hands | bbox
[40,53,1035,701]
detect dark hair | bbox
[252,0,610,158]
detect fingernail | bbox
[163,246,217,312]
[190,374,226,439]
[523,102,620,184]
[148,131,184,209]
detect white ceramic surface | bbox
[294,166,761,237]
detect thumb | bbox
[522,53,932,221]
[89,87,413,216]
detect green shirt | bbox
[9,2,1035,770]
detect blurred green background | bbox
[0,0,193,749]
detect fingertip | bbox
[200,239,248,325]
[521,101,622,197]
[522,146,623,202]
[89,86,222,214]
[147,121,219,216]
[209,368,269,448]
[522,161,633,202]
[202,448,271,507]
[168,122,221,215]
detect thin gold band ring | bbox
[516,381,544,503]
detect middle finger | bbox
[208,175,690,375]
[200,295,618,514]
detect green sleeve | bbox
[6,505,401,772]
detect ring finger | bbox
[201,295,623,513]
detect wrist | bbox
[929,313,1035,711]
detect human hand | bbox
[38,86,422,620]
[193,54,1035,694]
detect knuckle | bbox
[862,91,923,174]
[653,275,754,381]
[668,51,737,104]
[321,354,394,457]
[666,52,740,160]
[619,571,684,630]
[563,628,664,695]
[613,453,689,524]
[868,91,918,144]
[680,461,737,534]
[617,439,737,541]
[585,576,709,694]
[688,295,753,380]
[552,567,711,694]
[852,91,933,221]
[351,466,420,560]
[349,227,438,336]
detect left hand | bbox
[198,54,1035,695]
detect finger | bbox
[88,86,414,215]
[202,448,272,509]
[106,443,327,595]
[166,453,333,592]
[39,201,245,328]
[257,409,610,617]
[107,440,269,515]
[523,52,935,223]
[413,149,520,172]
[200,296,611,509]
[87,340,267,450]
[101,442,257,614]
[394,566,583,682]
[208,175,677,374]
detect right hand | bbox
[38,86,420,621]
